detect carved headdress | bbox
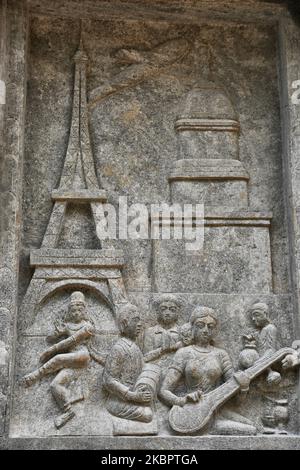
[249,302,269,316]
[153,294,183,310]
[189,306,218,325]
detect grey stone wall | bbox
[1,0,300,450]
[0,0,28,437]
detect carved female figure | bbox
[160,306,257,435]
[22,291,95,428]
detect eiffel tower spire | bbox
[56,33,97,191]
[42,34,107,248]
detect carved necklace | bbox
[192,345,213,353]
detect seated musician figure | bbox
[103,303,160,423]
[159,306,257,435]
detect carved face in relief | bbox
[251,310,269,329]
[118,304,143,340]
[123,315,143,340]
[249,302,270,329]
[192,315,217,346]
[68,300,87,323]
[158,301,179,328]
[66,291,88,324]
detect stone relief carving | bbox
[13,27,300,440]
[160,306,257,435]
[168,84,249,209]
[238,333,260,370]
[239,302,281,386]
[22,291,95,429]
[261,397,289,435]
[103,303,160,434]
[19,35,128,336]
[17,35,132,434]
[154,82,273,295]
[163,320,297,435]
[143,294,186,363]
[282,340,300,370]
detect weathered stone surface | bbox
[1,435,300,450]
[0,0,28,437]
[1,0,300,450]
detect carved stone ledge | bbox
[51,189,107,203]
[169,159,249,181]
[30,249,125,268]
[151,210,272,228]
[112,416,158,436]
[34,267,122,279]
[1,436,300,450]
[204,209,272,227]
[175,119,240,133]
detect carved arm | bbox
[40,324,94,363]
[102,370,152,404]
[144,341,183,363]
[159,367,189,407]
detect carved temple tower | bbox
[152,83,273,294]
[169,84,249,208]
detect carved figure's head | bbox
[180,322,193,346]
[117,303,143,340]
[155,294,182,328]
[66,291,88,323]
[249,302,270,329]
[190,306,218,346]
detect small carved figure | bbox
[261,397,289,435]
[160,306,257,435]
[248,302,281,386]
[22,291,95,428]
[103,303,160,423]
[143,294,184,363]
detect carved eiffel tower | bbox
[20,37,128,329]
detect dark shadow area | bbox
[265,0,300,21]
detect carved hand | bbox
[54,320,67,335]
[185,390,202,403]
[175,396,188,407]
[282,352,300,369]
[162,344,176,353]
[162,336,181,353]
[168,341,182,352]
[46,320,67,343]
[127,388,152,404]
[161,335,172,353]
[233,371,251,392]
